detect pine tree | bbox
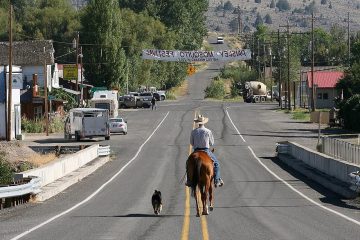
[270,0,275,8]
[264,14,272,24]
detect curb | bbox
[35,156,110,202]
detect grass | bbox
[277,108,311,121]
[168,80,189,99]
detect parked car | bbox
[109,117,128,134]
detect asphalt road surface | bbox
[1,39,360,240]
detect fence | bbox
[322,136,360,165]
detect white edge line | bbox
[247,146,360,227]
[225,108,246,143]
[226,106,360,227]
[11,112,170,240]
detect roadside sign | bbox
[90,87,107,93]
[48,95,55,100]
[63,64,78,80]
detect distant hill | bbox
[206,0,360,34]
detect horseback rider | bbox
[186,114,224,188]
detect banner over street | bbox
[142,49,252,62]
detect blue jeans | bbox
[195,148,221,182]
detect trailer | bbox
[64,108,110,141]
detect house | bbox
[307,71,344,109]
[0,40,61,139]
[0,66,22,140]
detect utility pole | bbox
[7,4,13,141]
[237,6,242,35]
[257,38,261,79]
[79,46,83,106]
[279,21,293,110]
[44,47,49,136]
[286,22,291,110]
[75,32,80,92]
[311,13,316,112]
[269,42,273,101]
[277,29,282,108]
[263,43,266,82]
[348,12,351,67]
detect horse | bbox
[186,150,214,217]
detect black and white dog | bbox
[151,190,162,215]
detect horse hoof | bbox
[202,211,209,215]
[196,213,200,217]
[209,206,214,211]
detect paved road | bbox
[1,39,360,240]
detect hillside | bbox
[206,0,360,34]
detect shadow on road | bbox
[264,156,360,211]
[73,213,183,218]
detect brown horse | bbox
[186,150,214,217]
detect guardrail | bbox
[0,177,41,209]
[98,145,110,156]
[322,136,360,165]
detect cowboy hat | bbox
[194,114,208,124]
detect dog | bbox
[151,190,162,215]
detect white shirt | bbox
[190,125,214,149]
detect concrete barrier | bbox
[14,144,99,187]
[287,142,360,183]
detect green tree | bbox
[276,0,291,11]
[81,0,126,88]
[264,14,272,24]
[270,0,276,8]
[223,1,234,11]
[305,1,317,15]
[118,0,208,50]
[254,13,263,27]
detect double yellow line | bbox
[181,111,209,240]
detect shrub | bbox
[49,116,64,133]
[0,152,13,184]
[21,117,44,133]
[205,78,226,99]
[340,94,360,131]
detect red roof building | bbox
[306,71,344,109]
[307,71,344,89]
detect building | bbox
[307,71,344,109]
[0,40,57,139]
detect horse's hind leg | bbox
[209,183,214,211]
[201,187,209,215]
[194,188,200,217]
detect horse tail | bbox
[191,157,201,195]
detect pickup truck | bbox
[119,95,151,108]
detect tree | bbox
[264,14,272,24]
[223,1,234,11]
[276,0,291,11]
[81,0,126,88]
[254,13,263,27]
[270,0,275,8]
[118,0,208,50]
[305,1,317,15]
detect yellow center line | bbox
[180,110,210,240]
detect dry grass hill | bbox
[206,0,360,34]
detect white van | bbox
[64,108,110,141]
